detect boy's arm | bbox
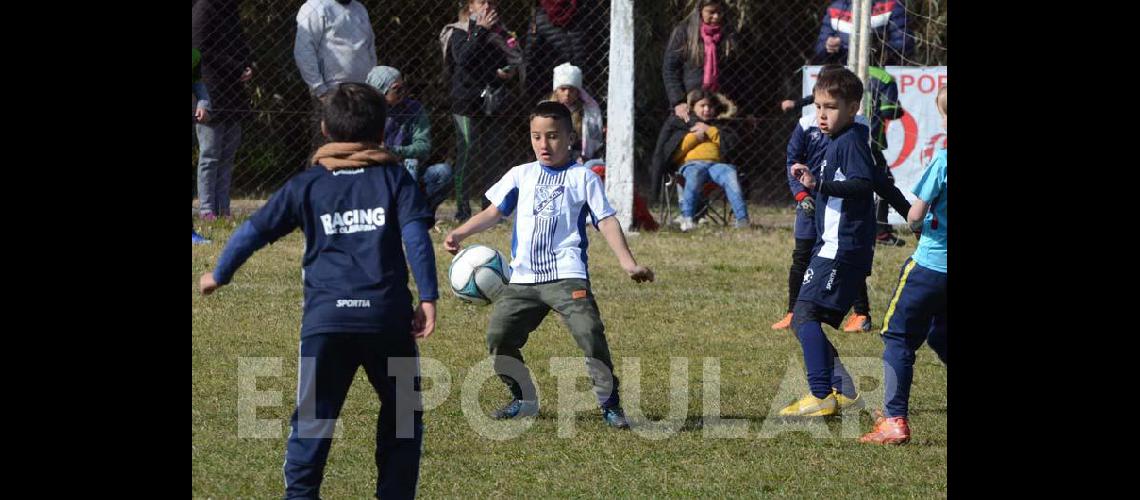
[201,185,300,294]
[444,205,503,254]
[907,199,929,233]
[908,152,946,232]
[402,218,438,339]
[200,221,271,295]
[446,167,518,253]
[873,173,911,216]
[597,216,654,283]
[786,124,809,198]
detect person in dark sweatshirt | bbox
[198,83,438,499]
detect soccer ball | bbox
[448,244,511,305]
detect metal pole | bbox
[847,0,862,70]
[606,0,635,230]
[856,0,873,116]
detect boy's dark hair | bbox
[529,101,574,133]
[818,64,846,77]
[813,66,863,104]
[322,82,388,143]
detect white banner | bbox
[801,66,947,223]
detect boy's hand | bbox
[240,66,253,82]
[444,230,464,254]
[411,301,436,339]
[199,272,220,295]
[625,265,654,283]
[195,107,209,123]
[791,164,815,190]
[780,100,796,112]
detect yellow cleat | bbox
[835,390,863,411]
[778,392,838,417]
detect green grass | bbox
[192,202,946,498]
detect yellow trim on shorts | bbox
[880,259,919,334]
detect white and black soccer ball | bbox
[448,244,511,305]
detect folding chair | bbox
[658,171,729,228]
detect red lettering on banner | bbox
[938,74,947,90]
[921,134,947,166]
[918,75,935,93]
[900,74,915,93]
[887,112,919,168]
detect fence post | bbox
[606,0,634,231]
[846,0,862,70]
[856,0,873,115]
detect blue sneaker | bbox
[601,405,630,429]
[192,231,211,245]
[491,399,539,420]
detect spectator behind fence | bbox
[812,0,913,65]
[524,0,594,104]
[543,62,604,166]
[440,0,522,222]
[295,0,376,165]
[662,0,740,123]
[366,66,453,223]
[652,90,750,231]
[193,0,253,221]
[542,62,659,231]
[192,47,212,245]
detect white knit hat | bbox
[552,62,583,91]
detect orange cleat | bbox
[843,314,872,332]
[772,312,794,330]
[860,413,911,445]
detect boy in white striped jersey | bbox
[444,101,654,429]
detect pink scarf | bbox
[700,22,722,92]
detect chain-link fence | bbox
[192,0,946,218]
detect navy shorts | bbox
[793,256,865,328]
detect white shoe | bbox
[679,216,695,232]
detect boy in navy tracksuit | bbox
[780,67,877,417]
[199,82,438,499]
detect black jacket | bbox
[446,22,512,116]
[191,0,251,122]
[661,24,741,108]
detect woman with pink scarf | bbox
[654,0,740,201]
[661,0,739,123]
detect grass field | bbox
[192,202,947,498]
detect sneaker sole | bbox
[860,436,910,445]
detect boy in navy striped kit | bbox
[780,67,876,417]
[199,82,438,499]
